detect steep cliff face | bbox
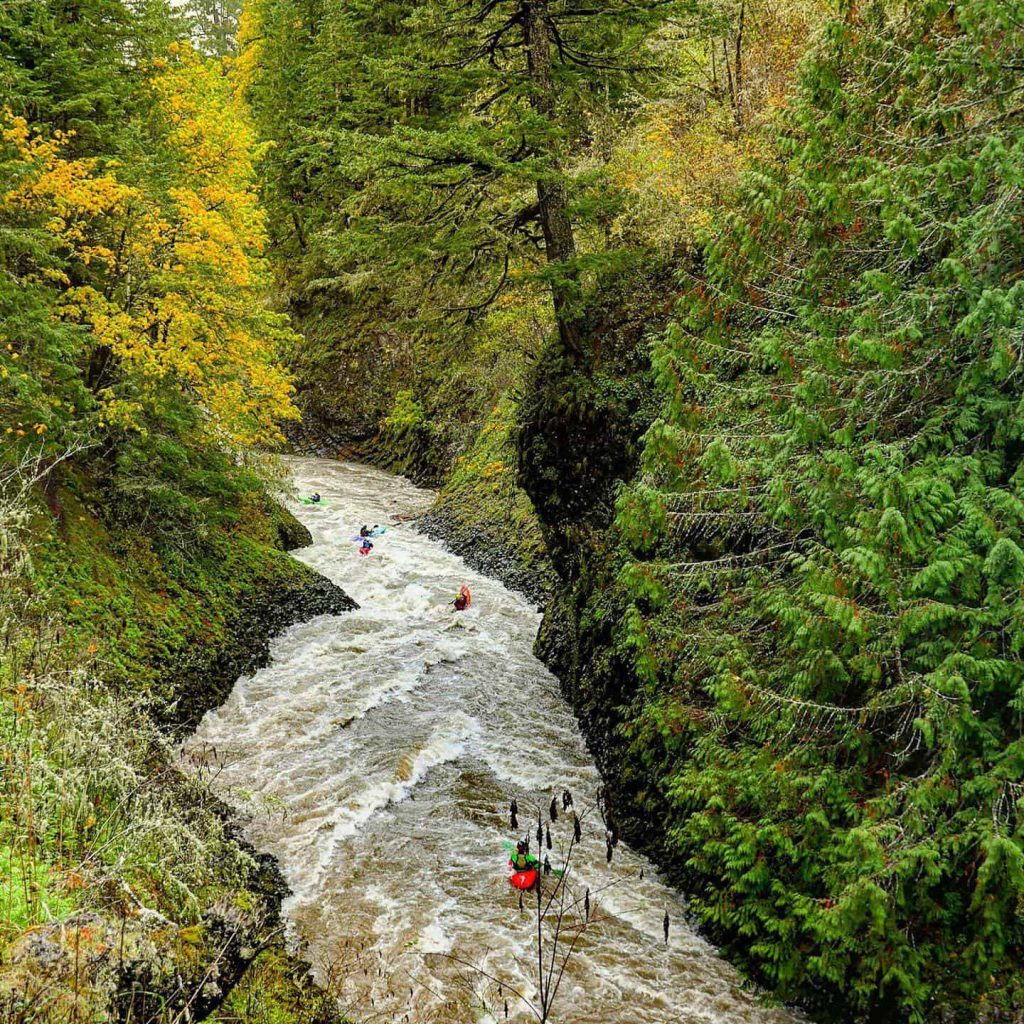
[516,269,668,564]
[515,270,678,860]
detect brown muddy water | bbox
[185,457,801,1024]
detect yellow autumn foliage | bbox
[232,5,264,100]
[610,107,758,248]
[609,0,824,252]
[0,44,297,448]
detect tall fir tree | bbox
[243,0,683,390]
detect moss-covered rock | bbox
[515,265,684,881]
[516,270,665,570]
[211,943,348,1024]
[272,503,313,551]
[417,397,556,605]
[30,469,353,720]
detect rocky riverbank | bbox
[2,487,357,1024]
[416,505,555,608]
[166,551,356,734]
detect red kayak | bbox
[509,868,538,891]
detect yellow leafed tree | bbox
[608,0,824,252]
[1,42,297,449]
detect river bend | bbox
[186,457,798,1024]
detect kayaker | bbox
[510,840,537,873]
[359,537,374,557]
[310,492,321,503]
[453,585,471,612]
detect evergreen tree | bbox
[614,0,1024,1018]
[183,0,242,55]
[0,0,178,155]
[244,0,683,374]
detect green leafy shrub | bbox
[382,389,427,436]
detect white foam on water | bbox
[312,711,479,875]
[185,457,802,1024]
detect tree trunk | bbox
[521,1,583,359]
[86,344,113,393]
[733,0,746,130]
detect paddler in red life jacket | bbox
[510,840,537,873]
[453,585,471,611]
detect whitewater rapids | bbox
[185,457,799,1024]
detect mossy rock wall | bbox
[32,470,354,728]
[417,397,556,605]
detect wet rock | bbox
[283,413,363,461]
[273,503,313,550]
[416,506,556,608]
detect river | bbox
[185,456,799,1024]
